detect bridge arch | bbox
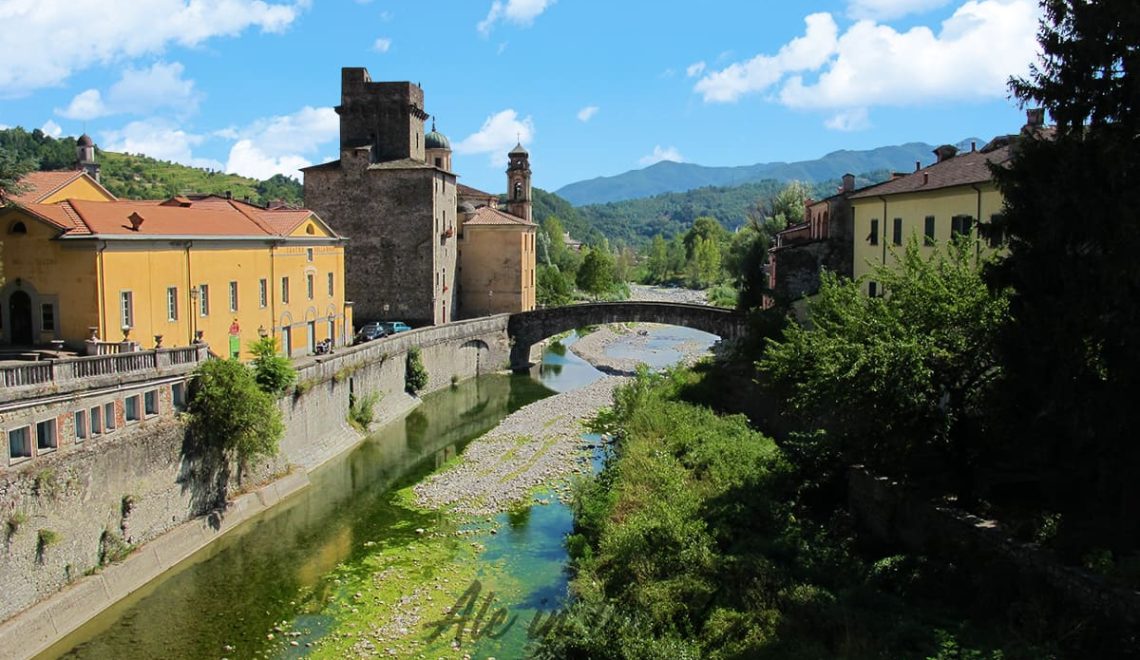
[507,302,747,371]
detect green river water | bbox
[38,327,715,660]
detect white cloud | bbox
[824,107,872,131]
[478,0,554,36]
[577,105,599,122]
[639,145,684,167]
[373,37,392,53]
[41,120,63,138]
[58,62,199,119]
[848,0,951,20]
[455,109,535,165]
[694,0,1041,123]
[695,12,840,103]
[686,61,706,78]
[222,106,339,179]
[226,140,312,181]
[101,118,222,170]
[0,0,307,97]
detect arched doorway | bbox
[9,291,33,345]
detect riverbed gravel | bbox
[414,284,715,517]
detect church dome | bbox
[509,141,528,156]
[425,122,450,150]
[77,134,94,147]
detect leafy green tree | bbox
[645,234,670,283]
[405,347,428,394]
[537,264,574,307]
[248,337,296,396]
[760,239,1009,501]
[682,216,726,260]
[686,236,722,288]
[576,247,615,299]
[0,150,35,202]
[613,245,636,284]
[988,0,1140,548]
[543,216,567,266]
[665,235,687,280]
[536,227,552,266]
[187,358,284,479]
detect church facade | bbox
[303,67,535,327]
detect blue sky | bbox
[0,0,1042,195]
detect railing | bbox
[0,345,209,392]
[86,341,141,356]
[1,363,53,388]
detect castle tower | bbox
[424,120,452,171]
[506,141,532,223]
[335,67,428,164]
[75,134,100,182]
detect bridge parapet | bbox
[507,302,746,370]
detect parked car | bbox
[354,322,388,344]
[381,321,412,334]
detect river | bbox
[39,325,715,660]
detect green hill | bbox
[0,127,302,205]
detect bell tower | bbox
[75,134,100,182]
[506,141,531,223]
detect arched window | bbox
[306,224,315,235]
[8,221,27,235]
[514,181,522,200]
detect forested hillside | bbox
[0,127,303,205]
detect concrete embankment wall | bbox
[0,315,512,658]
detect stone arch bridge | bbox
[507,302,748,370]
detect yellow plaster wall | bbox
[458,226,536,317]
[0,209,99,345]
[39,177,116,204]
[852,183,1005,296]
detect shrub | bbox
[405,347,428,394]
[6,511,26,539]
[248,336,296,396]
[187,358,284,474]
[36,528,59,561]
[348,391,381,431]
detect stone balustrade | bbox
[0,345,209,402]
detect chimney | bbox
[842,173,855,192]
[971,141,977,152]
[915,161,921,172]
[1026,108,1044,128]
[128,212,145,231]
[933,145,959,163]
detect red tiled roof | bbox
[463,206,534,227]
[5,171,88,204]
[849,145,1013,199]
[457,183,496,199]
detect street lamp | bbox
[258,325,268,339]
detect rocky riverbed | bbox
[414,323,714,516]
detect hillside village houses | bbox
[0,139,350,360]
[302,67,537,327]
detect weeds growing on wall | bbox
[348,391,381,431]
[405,347,428,394]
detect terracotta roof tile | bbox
[463,206,534,227]
[849,145,1013,200]
[5,171,87,204]
[457,183,496,199]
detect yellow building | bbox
[458,206,537,315]
[849,141,1012,297]
[1,173,349,360]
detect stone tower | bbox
[336,67,428,163]
[506,142,532,224]
[75,134,99,182]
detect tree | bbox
[682,216,726,260]
[248,336,296,396]
[987,0,1140,549]
[405,346,428,394]
[576,248,615,299]
[543,216,567,266]
[187,358,284,479]
[645,234,670,283]
[686,236,722,288]
[537,264,573,307]
[0,150,35,203]
[760,239,1009,502]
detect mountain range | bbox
[555,141,979,206]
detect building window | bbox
[306,273,314,300]
[120,291,134,329]
[229,281,239,312]
[36,419,57,451]
[986,213,1005,248]
[167,286,179,321]
[125,396,140,423]
[892,218,903,246]
[306,248,314,262]
[144,390,159,416]
[172,382,187,411]
[867,219,879,245]
[75,410,87,442]
[951,215,973,238]
[8,427,31,460]
[90,406,102,436]
[104,402,117,431]
[327,272,334,297]
[259,279,268,308]
[868,281,879,298]
[41,304,55,332]
[924,216,936,246]
[8,221,27,235]
[281,277,290,304]
[198,284,210,317]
